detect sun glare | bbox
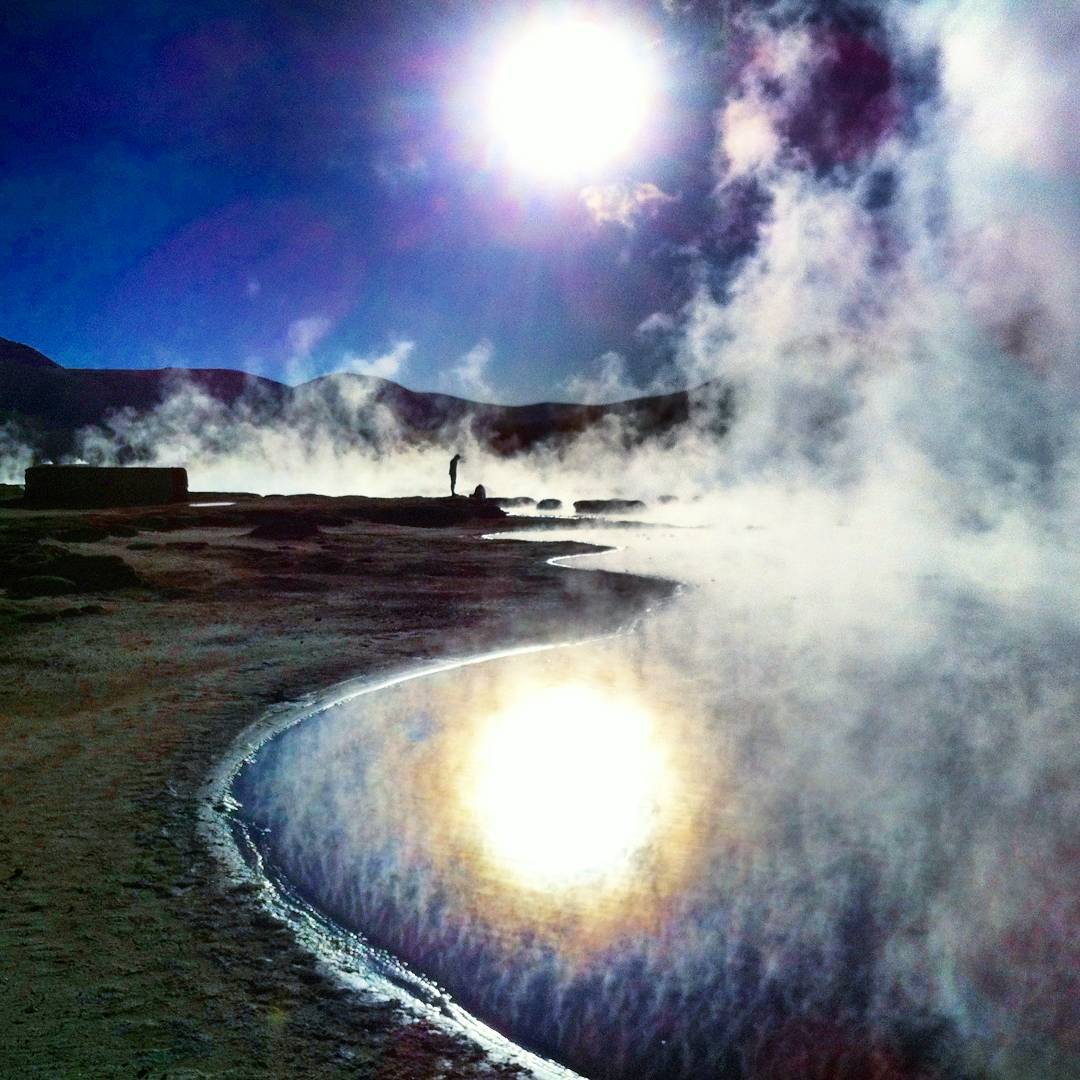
[463,683,671,891]
[485,13,658,182]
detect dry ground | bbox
[0,497,673,1079]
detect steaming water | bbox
[230,511,1078,1080]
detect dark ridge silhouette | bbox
[0,338,60,369]
[0,337,732,462]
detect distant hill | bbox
[0,337,729,462]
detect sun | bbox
[462,683,672,891]
[484,12,659,183]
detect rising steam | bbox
[11,2,1079,1074]
[229,2,1078,1077]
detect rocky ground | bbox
[0,496,673,1079]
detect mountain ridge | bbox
[0,337,730,462]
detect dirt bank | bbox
[0,497,673,1079]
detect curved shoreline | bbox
[199,530,680,1079]
[0,500,679,1077]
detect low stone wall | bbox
[24,465,188,509]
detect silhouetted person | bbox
[449,453,462,496]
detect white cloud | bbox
[562,351,636,404]
[579,182,675,228]
[720,96,782,177]
[340,340,415,381]
[716,27,815,181]
[929,0,1080,178]
[287,314,333,359]
[284,314,334,384]
[442,340,496,400]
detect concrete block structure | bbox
[24,465,188,509]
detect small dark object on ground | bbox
[20,603,107,623]
[537,499,562,511]
[247,518,322,541]
[1,546,141,595]
[52,527,111,544]
[470,484,487,500]
[131,514,171,532]
[45,553,142,591]
[17,610,61,624]
[23,465,188,509]
[302,553,348,574]
[574,499,647,515]
[8,575,78,598]
[7,550,53,573]
[490,497,536,509]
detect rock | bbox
[573,499,647,515]
[302,553,348,574]
[60,604,106,617]
[2,550,142,594]
[247,518,322,541]
[343,498,506,528]
[536,499,562,511]
[658,494,678,504]
[194,512,246,528]
[8,575,79,598]
[17,610,62,623]
[490,497,536,509]
[44,553,142,591]
[6,550,53,573]
[51,526,111,544]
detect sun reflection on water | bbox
[462,683,673,892]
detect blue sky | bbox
[6,1,1070,405]
[0,0,718,402]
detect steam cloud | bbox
[228,1,1079,1076]
[17,0,1080,1074]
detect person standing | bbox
[449,453,462,496]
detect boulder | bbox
[8,575,79,598]
[573,499,647,515]
[44,552,142,591]
[490,496,536,509]
[51,526,112,544]
[343,497,506,528]
[1,547,141,595]
[536,499,562,511]
[247,518,322,541]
